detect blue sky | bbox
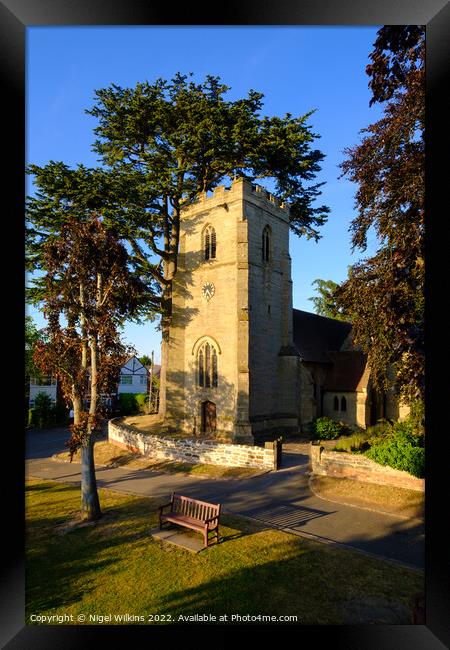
[26,26,383,363]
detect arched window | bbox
[197,341,218,388]
[341,396,347,412]
[262,225,271,262]
[333,396,339,411]
[203,225,216,261]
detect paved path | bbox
[25,427,424,570]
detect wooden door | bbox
[201,401,216,434]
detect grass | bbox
[26,478,423,625]
[54,441,263,479]
[332,432,370,453]
[310,475,424,519]
[120,414,192,439]
[120,414,232,443]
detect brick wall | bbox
[310,442,424,491]
[108,418,275,470]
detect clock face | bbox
[202,282,215,301]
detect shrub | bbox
[28,395,69,428]
[32,393,54,428]
[28,408,37,427]
[118,393,149,415]
[409,399,425,436]
[313,417,349,440]
[135,393,149,414]
[365,429,425,478]
[365,419,395,447]
[118,393,137,415]
[51,400,69,425]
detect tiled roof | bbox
[146,364,161,376]
[292,309,352,363]
[323,351,370,392]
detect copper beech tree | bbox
[32,216,149,520]
[336,26,424,405]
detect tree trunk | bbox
[158,287,171,419]
[80,330,102,521]
[72,393,82,425]
[158,205,180,420]
[80,436,101,521]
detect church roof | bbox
[323,351,370,392]
[292,309,352,363]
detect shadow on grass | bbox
[26,494,163,612]
[25,481,75,493]
[150,535,418,624]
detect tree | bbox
[25,315,45,380]
[30,213,150,520]
[86,73,330,416]
[308,279,349,321]
[336,26,424,404]
[139,355,151,367]
[25,315,46,416]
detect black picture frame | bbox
[5,0,449,647]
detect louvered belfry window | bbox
[203,225,216,261]
[198,341,218,388]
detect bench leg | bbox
[204,529,208,548]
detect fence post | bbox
[273,436,283,470]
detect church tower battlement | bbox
[165,177,299,443]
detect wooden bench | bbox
[158,493,221,548]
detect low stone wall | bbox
[310,443,425,491]
[108,418,276,470]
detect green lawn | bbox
[26,478,423,625]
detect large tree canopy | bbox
[336,26,424,404]
[86,73,330,416]
[87,73,329,240]
[26,162,161,315]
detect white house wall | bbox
[29,384,57,406]
[118,374,148,394]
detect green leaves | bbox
[308,279,348,320]
[87,73,329,239]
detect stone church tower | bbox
[164,177,299,443]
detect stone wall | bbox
[108,418,276,470]
[310,442,424,491]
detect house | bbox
[29,376,58,407]
[30,357,151,409]
[118,356,149,394]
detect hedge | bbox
[118,393,149,415]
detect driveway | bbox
[25,427,424,570]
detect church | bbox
[164,177,408,444]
